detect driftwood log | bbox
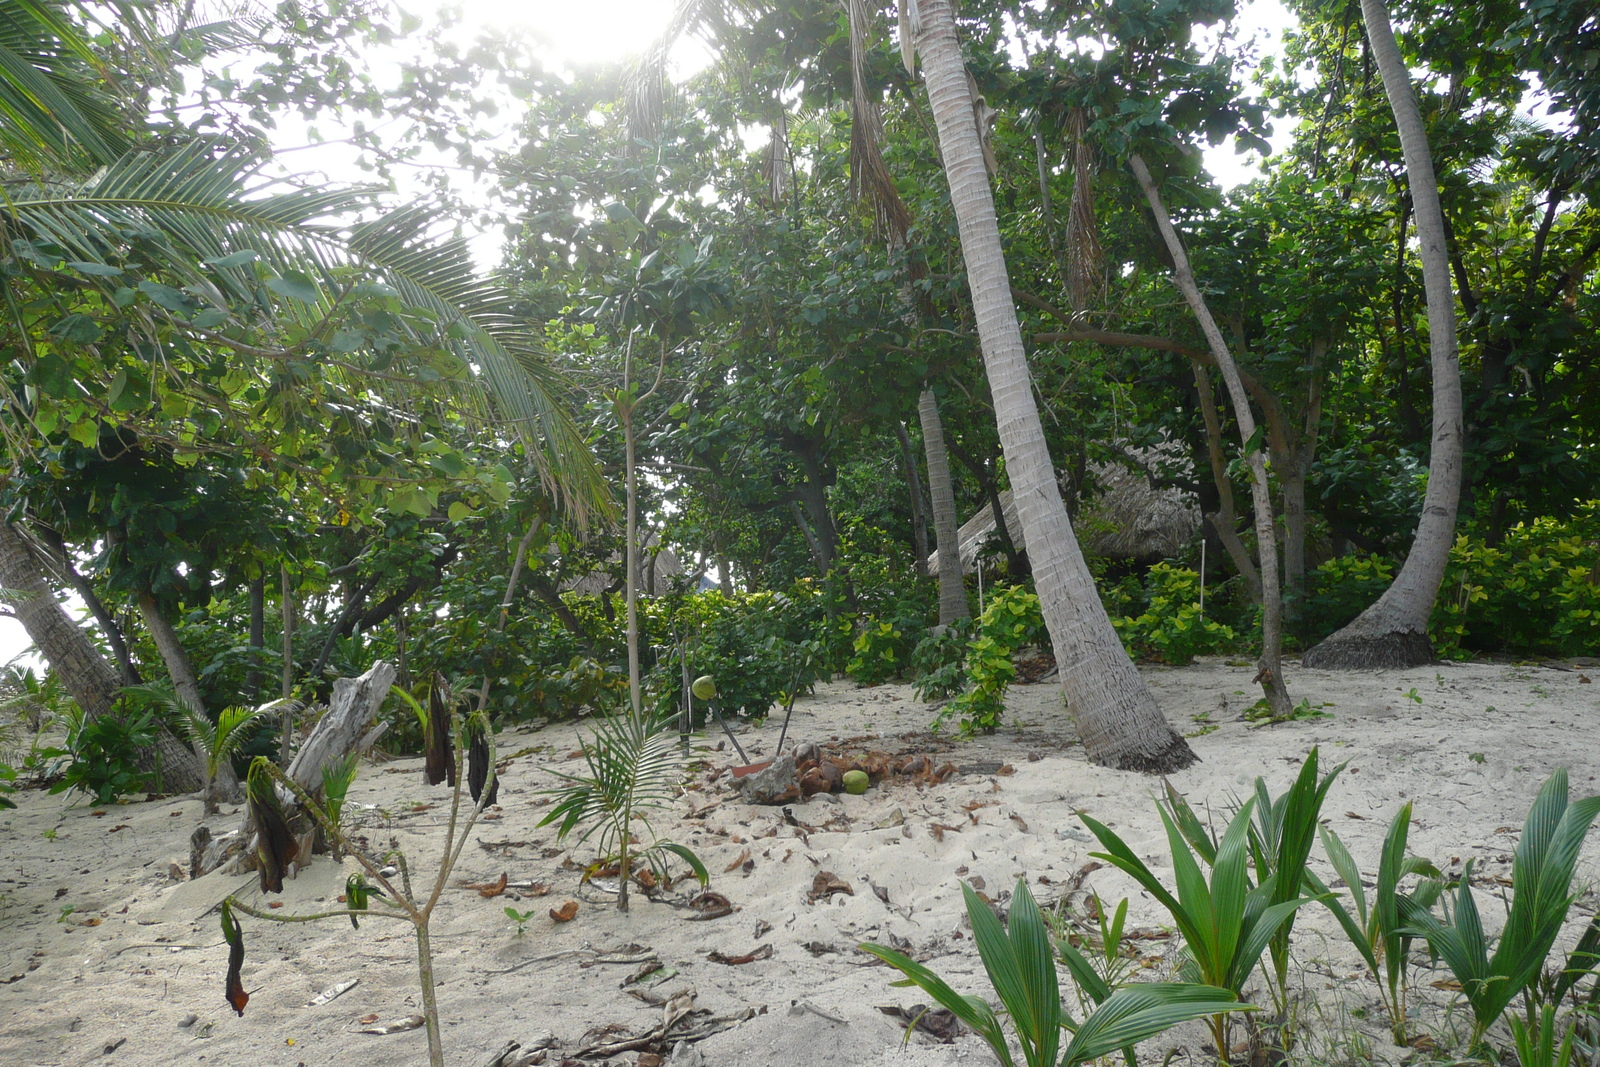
[198,661,396,878]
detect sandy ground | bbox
[2,656,1598,1067]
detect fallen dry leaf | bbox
[808,871,853,903]
[1010,814,1030,833]
[707,944,774,965]
[357,1013,379,1024]
[550,900,579,923]
[724,848,751,874]
[683,890,733,920]
[460,872,508,898]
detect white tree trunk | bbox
[918,388,969,627]
[1130,154,1292,716]
[914,0,1194,770]
[1304,0,1464,669]
[0,520,204,792]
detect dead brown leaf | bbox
[724,849,751,874]
[707,944,774,965]
[808,871,853,903]
[683,890,733,920]
[550,900,579,923]
[459,872,508,898]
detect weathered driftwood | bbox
[201,661,396,878]
[286,660,396,791]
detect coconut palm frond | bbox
[0,0,133,170]
[5,138,610,527]
[346,207,613,529]
[846,0,912,245]
[539,710,685,862]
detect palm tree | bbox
[1302,0,1464,670]
[907,0,1195,771]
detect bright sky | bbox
[0,0,1294,670]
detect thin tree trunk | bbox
[919,388,969,626]
[913,0,1194,771]
[137,590,238,797]
[35,525,141,687]
[1304,0,1464,669]
[0,520,204,792]
[1192,363,1262,601]
[280,565,295,763]
[1131,153,1292,717]
[894,421,931,575]
[246,575,265,701]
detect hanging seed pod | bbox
[220,900,248,1016]
[424,673,455,787]
[466,715,498,807]
[247,758,298,894]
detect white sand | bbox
[2,657,1597,1067]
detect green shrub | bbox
[911,616,974,702]
[938,585,1043,735]
[1111,564,1236,665]
[1301,554,1395,646]
[647,589,825,720]
[1431,512,1600,658]
[52,706,160,803]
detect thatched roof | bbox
[558,533,685,597]
[925,443,1199,573]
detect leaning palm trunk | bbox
[1303,0,1464,669]
[919,388,969,627]
[0,520,205,792]
[911,0,1194,771]
[1130,155,1292,717]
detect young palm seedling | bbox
[862,879,1252,1067]
[539,707,708,911]
[1318,802,1442,1043]
[136,686,296,815]
[220,708,499,1067]
[1399,768,1600,1048]
[1082,795,1325,1059]
[1162,748,1345,1023]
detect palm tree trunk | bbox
[913,0,1194,771]
[1303,0,1464,669]
[1130,153,1292,717]
[919,388,969,627]
[894,420,931,575]
[0,520,204,792]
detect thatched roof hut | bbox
[925,444,1199,573]
[558,533,686,597]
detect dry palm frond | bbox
[764,104,791,204]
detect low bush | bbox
[1111,563,1236,665]
[938,585,1043,735]
[910,616,974,702]
[1432,511,1600,658]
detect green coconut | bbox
[842,769,869,795]
[691,675,718,701]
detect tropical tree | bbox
[906,0,1194,771]
[0,0,608,788]
[1301,0,1464,668]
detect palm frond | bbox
[0,0,132,171]
[4,139,610,527]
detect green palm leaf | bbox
[4,139,610,525]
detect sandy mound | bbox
[2,657,1597,1067]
